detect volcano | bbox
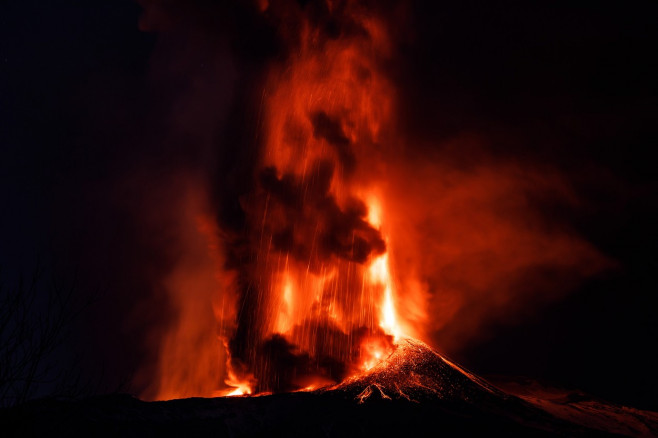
[327,337,504,402]
[2,1,657,436]
[3,338,656,437]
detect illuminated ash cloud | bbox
[133,0,612,399]
[257,162,386,268]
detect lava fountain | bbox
[147,0,422,399]
[143,0,606,401]
[222,0,414,395]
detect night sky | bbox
[1,0,657,410]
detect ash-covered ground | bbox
[2,339,656,437]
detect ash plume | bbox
[256,162,385,267]
[129,0,614,398]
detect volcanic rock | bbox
[327,337,505,403]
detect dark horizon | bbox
[1,0,657,411]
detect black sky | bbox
[1,0,657,409]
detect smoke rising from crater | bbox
[129,0,611,398]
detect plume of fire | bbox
[212,0,409,395]
[141,0,608,400]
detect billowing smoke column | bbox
[224,0,402,393]
[137,0,609,400]
[233,163,390,391]
[134,0,405,399]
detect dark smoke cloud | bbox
[310,111,356,172]
[257,161,385,267]
[247,326,393,393]
[264,0,382,50]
